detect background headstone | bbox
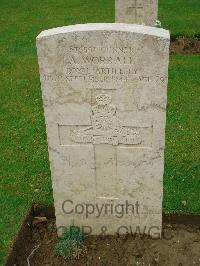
[115,0,158,26]
[37,23,169,236]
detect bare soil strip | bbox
[6,208,200,266]
[170,37,200,54]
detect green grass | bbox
[159,0,200,36]
[0,0,200,39]
[0,0,200,265]
[164,55,200,214]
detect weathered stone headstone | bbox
[115,0,158,26]
[37,23,169,236]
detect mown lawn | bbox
[0,0,200,38]
[164,55,200,214]
[159,0,200,36]
[0,0,200,264]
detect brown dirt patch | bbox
[7,211,200,266]
[170,37,200,54]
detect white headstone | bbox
[37,23,169,236]
[115,0,158,26]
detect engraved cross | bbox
[127,0,143,20]
[71,94,142,198]
[60,93,151,199]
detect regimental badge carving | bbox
[71,94,142,146]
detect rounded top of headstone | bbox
[36,23,170,40]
